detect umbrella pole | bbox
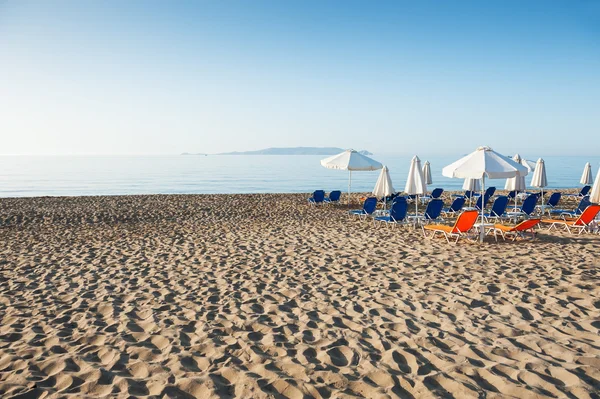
[415,196,418,228]
[348,171,351,207]
[480,176,485,243]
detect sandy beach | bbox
[1,192,599,398]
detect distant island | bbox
[182,147,372,156]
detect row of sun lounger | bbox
[308,188,599,243]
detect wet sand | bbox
[1,193,599,398]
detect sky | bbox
[1,0,599,156]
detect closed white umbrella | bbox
[373,166,395,207]
[443,146,528,242]
[405,156,426,221]
[320,149,383,206]
[423,161,433,185]
[462,178,480,207]
[504,154,527,192]
[462,178,481,191]
[531,158,548,206]
[580,162,593,185]
[590,166,600,204]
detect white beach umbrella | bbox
[372,166,395,206]
[443,146,529,242]
[462,178,481,191]
[320,149,382,206]
[422,161,433,186]
[405,155,426,219]
[580,162,593,185]
[462,178,480,207]
[530,158,548,205]
[504,154,527,192]
[590,166,600,204]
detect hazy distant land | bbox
[181,147,373,156]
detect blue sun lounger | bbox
[373,199,408,227]
[308,190,325,205]
[349,197,377,218]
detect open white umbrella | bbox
[590,166,600,204]
[530,158,548,205]
[321,149,382,206]
[373,166,395,208]
[405,156,426,222]
[504,154,528,193]
[423,161,433,185]
[443,146,529,242]
[580,162,593,185]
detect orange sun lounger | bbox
[422,210,479,244]
[541,204,600,234]
[493,218,541,241]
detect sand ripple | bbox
[1,193,599,398]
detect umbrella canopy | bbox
[405,156,426,195]
[504,154,527,192]
[320,149,382,171]
[422,161,433,185]
[442,146,529,180]
[590,166,600,204]
[320,149,382,206]
[462,178,481,191]
[531,158,548,206]
[443,146,529,242]
[580,162,593,185]
[372,166,395,198]
[530,158,548,189]
[405,156,426,221]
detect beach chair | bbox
[422,210,480,244]
[308,190,325,205]
[542,204,600,234]
[493,219,541,241]
[422,188,444,202]
[549,196,590,219]
[349,197,377,218]
[545,192,561,208]
[474,193,491,211]
[507,194,538,220]
[566,185,591,198]
[483,195,509,222]
[474,186,496,198]
[441,197,465,216]
[373,199,408,227]
[452,190,474,199]
[422,199,444,224]
[324,190,341,205]
[507,190,517,202]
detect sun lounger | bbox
[422,199,444,223]
[422,210,479,244]
[324,190,341,205]
[349,197,377,218]
[493,219,541,241]
[373,199,408,227]
[542,204,600,234]
[505,194,538,221]
[442,197,465,216]
[548,196,590,219]
[566,185,591,198]
[308,190,325,205]
[483,195,509,222]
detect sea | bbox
[0,155,597,198]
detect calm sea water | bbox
[0,155,597,198]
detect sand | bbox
[0,192,599,398]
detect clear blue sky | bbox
[1,0,599,156]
